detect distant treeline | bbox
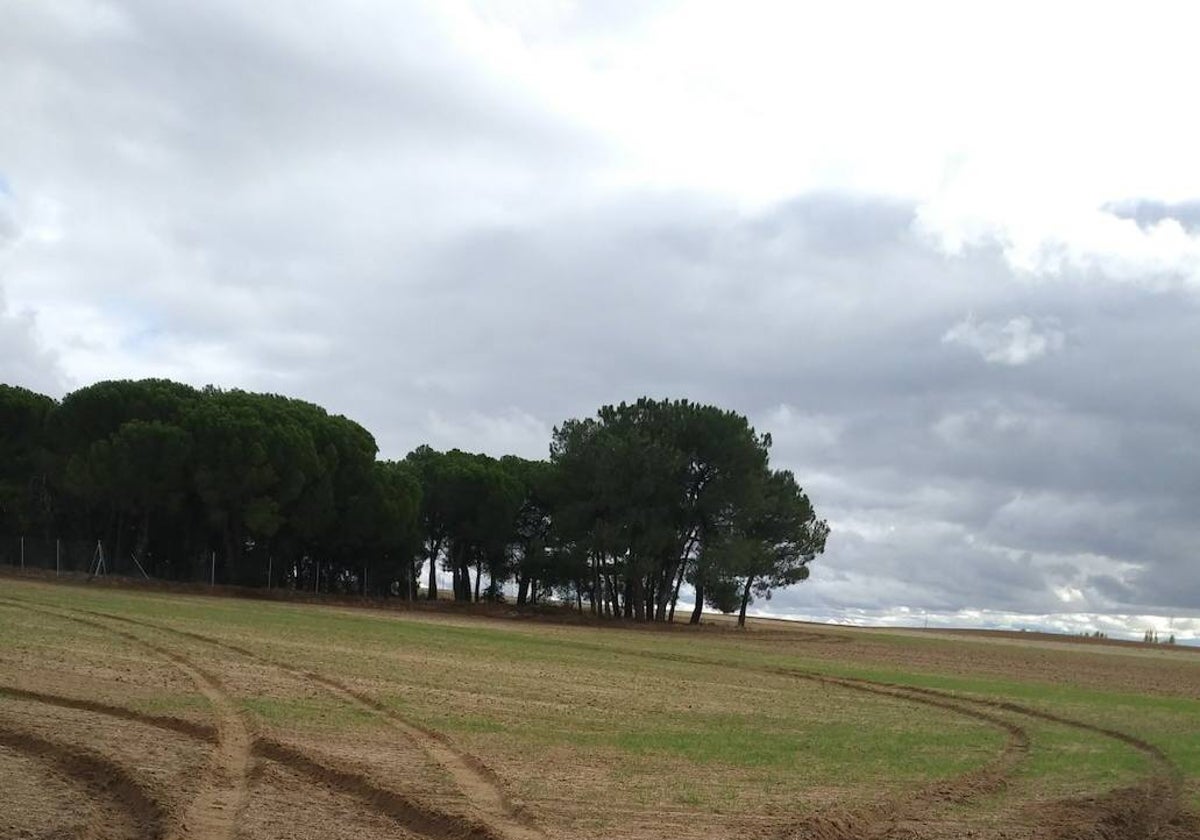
[0,380,827,624]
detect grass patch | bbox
[1018,724,1149,791]
[129,693,212,716]
[7,577,1200,822]
[611,715,1000,781]
[240,696,380,730]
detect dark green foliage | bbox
[0,384,56,535]
[1,381,827,618]
[549,398,827,624]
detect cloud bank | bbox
[3,1,1199,640]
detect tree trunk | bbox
[666,533,697,623]
[134,510,151,574]
[474,562,482,602]
[689,578,704,625]
[591,553,600,615]
[517,573,529,606]
[426,538,440,600]
[222,526,240,587]
[667,558,688,623]
[113,509,125,574]
[737,576,754,628]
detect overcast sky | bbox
[3,1,1200,640]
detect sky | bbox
[3,1,1200,641]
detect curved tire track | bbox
[9,596,1189,840]
[770,673,1030,840]
[0,721,166,840]
[0,682,500,840]
[689,653,1185,840]
[91,609,1032,840]
[0,684,217,741]
[83,609,544,840]
[537,640,1188,840]
[825,675,1186,840]
[2,600,251,840]
[254,738,498,840]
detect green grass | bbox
[1019,723,1150,789]
[129,693,213,716]
[611,716,998,778]
[240,696,380,730]
[5,578,1200,819]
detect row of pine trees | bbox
[0,380,827,624]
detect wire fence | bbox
[0,536,116,576]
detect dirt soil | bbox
[1,577,1198,840]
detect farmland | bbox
[1,577,1199,839]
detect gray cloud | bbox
[942,315,1065,365]
[1,2,1198,630]
[0,284,66,396]
[1107,199,1200,234]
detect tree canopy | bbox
[1,381,827,624]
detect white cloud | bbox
[3,3,1200,625]
[751,605,1200,645]
[422,407,552,461]
[942,315,1065,365]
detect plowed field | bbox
[2,578,1198,839]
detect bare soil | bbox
[1,578,1198,840]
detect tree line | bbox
[0,380,828,625]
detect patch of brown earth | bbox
[0,722,166,839]
[94,610,543,840]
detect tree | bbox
[349,460,422,597]
[1,378,831,615]
[502,456,558,606]
[74,420,193,572]
[406,445,452,601]
[705,469,828,627]
[0,385,56,537]
[439,451,522,602]
[549,398,792,623]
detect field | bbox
[1,577,1199,840]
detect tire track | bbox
[12,596,1020,840]
[833,676,1177,780]
[10,595,1188,840]
[88,609,1028,840]
[488,640,1032,838]
[525,640,1187,840]
[768,673,1030,840]
[82,609,544,840]
[644,649,1187,840]
[253,738,497,840]
[824,676,1186,840]
[0,684,217,741]
[597,641,1183,786]
[0,682,500,840]
[2,600,250,840]
[0,721,166,840]
[96,613,1028,840]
